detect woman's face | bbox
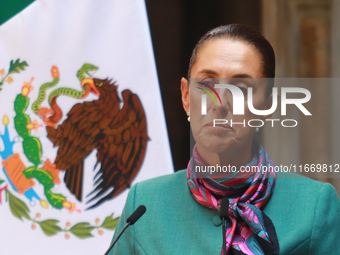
[181,38,273,154]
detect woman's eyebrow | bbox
[197,69,218,76]
[231,74,254,78]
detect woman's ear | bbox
[181,77,190,113]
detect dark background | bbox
[145,0,262,170]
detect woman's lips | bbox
[204,121,233,130]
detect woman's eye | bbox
[198,78,215,88]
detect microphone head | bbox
[127,205,146,225]
[220,198,229,220]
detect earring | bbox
[187,111,190,122]
[255,127,259,132]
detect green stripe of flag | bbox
[0,0,35,26]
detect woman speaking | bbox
[108,24,340,255]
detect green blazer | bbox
[108,170,340,254]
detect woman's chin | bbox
[196,136,236,154]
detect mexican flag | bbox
[0,0,173,254]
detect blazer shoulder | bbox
[275,171,325,192]
[135,169,187,192]
[129,169,192,216]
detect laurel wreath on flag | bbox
[0,59,28,91]
[0,182,119,238]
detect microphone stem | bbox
[222,217,226,255]
[104,222,131,255]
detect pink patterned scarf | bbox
[187,140,279,255]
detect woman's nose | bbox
[212,87,233,116]
[213,104,229,117]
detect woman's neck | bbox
[196,140,254,170]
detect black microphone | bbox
[127,205,146,225]
[220,198,229,220]
[104,205,146,255]
[220,198,229,255]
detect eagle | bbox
[46,78,149,209]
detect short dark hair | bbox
[188,24,275,97]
